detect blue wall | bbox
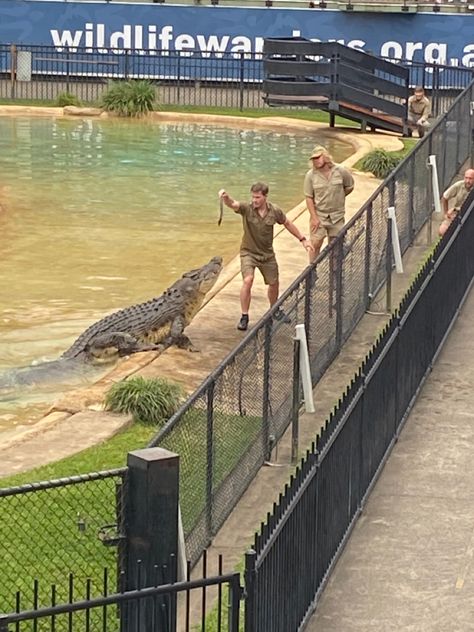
[1,1,474,67]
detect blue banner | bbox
[1,1,474,68]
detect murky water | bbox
[0,115,352,431]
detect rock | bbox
[63,106,103,117]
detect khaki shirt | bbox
[408,95,431,119]
[303,164,354,217]
[236,201,286,257]
[443,180,471,210]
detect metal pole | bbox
[206,381,214,545]
[239,53,244,112]
[334,238,344,349]
[125,448,179,632]
[291,338,301,464]
[244,550,257,632]
[10,44,16,100]
[262,320,272,461]
[295,324,315,414]
[227,574,242,632]
[385,212,393,314]
[364,202,373,310]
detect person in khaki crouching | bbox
[303,145,354,262]
[438,168,474,237]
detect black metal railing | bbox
[0,552,242,632]
[0,43,473,113]
[146,79,474,566]
[244,191,474,632]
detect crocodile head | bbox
[183,256,223,294]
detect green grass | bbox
[354,138,417,173]
[0,409,260,614]
[0,423,155,613]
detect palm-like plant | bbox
[105,376,184,426]
[102,80,156,117]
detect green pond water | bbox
[0,115,352,431]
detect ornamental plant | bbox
[105,376,184,426]
[56,91,81,107]
[101,80,156,117]
[360,149,401,179]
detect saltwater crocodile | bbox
[0,256,223,390]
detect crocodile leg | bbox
[85,332,143,359]
[170,317,199,352]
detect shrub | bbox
[101,80,156,117]
[105,376,184,426]
[360,149,401,179]
[56,92,81,107]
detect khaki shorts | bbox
[311,211,345,243]
[240,252,279,285]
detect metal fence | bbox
[0,43,473,114]
[147,79,474,565]
[244,190,474,632]
[0,552,242,632]
[0,468,127,614]
[1,196,473,631]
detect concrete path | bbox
[306,285,474,632]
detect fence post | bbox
[364,202,373,310]
[244,549,257,632]
[408,155,415,243]
[228,573,242,632]
[334,237,344,349]
[10,44,16,100]
[124,49,130,80]
[206,380,215,545]
[0,615,9,632]
[262,320,272,461]
[304,265,315,352]
[239,53,245,112]
[385,181,396,313]
[291,338,301,464]
[125,447,179,632]
[432,64,440,117]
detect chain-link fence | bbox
[148,80,474,566]
[0,468,127,614]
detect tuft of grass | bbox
[101,80,156,117]
[105,376,184,426]
[56,91,81,107]
[359,148,401,179]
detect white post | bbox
[387,206,404,274]
[294,324,315,414]
[177,504,187,581]
[428,154,442,214]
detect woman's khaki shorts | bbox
[240,252,279,285]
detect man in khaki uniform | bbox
[407,86,431,138]
[219,182,313,331]
[303,145,354,262]
[439,168,474,236]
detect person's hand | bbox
[304,241,315,254]
[310,216,320,233]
